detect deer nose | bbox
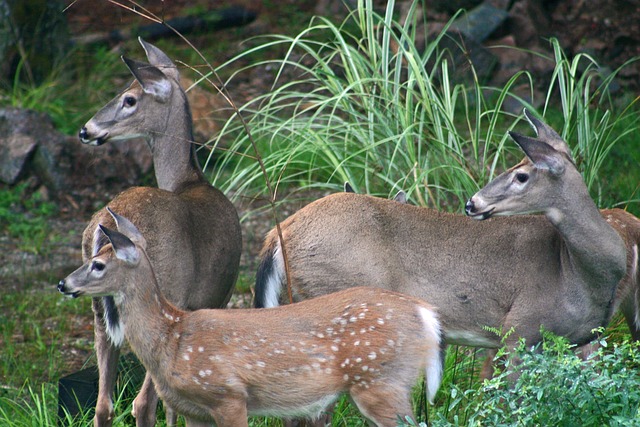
[465,199,475,216]
[79,127,89,141]
[57,280,66,293]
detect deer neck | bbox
[117,256,184,371]
[546,175,626,294]
[149,90,205,192]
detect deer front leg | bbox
[131,372,159,427]
[92,298,120,427]
[165,405,178,426]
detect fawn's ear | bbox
[99,224,141,265]
[106,208,147,250]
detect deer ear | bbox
[106,208,147,250]
[509,131,566,176]
[523,109,572,158]
[99,224,140,265]
[122,56,172,103]
[138,37,180,81]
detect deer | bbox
[77,38,242,427]
[255,109,630,365]
[58,209,444,427]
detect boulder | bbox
[0,107,151,199]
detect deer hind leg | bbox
[92,297,120,427]
[132,372,160,427]
[283,410,333,427]
[349,385,415,427]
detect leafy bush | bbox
[433,332,640,426]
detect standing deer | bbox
[256,109,628,356]
[78,38,242,426]
[58,209,444,427]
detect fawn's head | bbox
[79,37,183,146]
[466,109,577,220]
[58,209,147,298]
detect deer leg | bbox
[92,297,120,427]
[480,348,500,380]
[184,417,214,427]
[349,385,414,427]
[620,297,640,341]
[132,372,159,427]
[283,409,333,427]
[165,405,178,426]
[209,399,249,427]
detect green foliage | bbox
[0,183,58,254]
[209,0,518,210]
[433,333,640,427]
[208,0,639,216]
[0,285,92,388]
[1,45,125,135]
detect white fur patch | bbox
[418,306,442,404]
[105,319,125,347]
[263,241,285,308]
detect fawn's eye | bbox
[91,261,105,272]
[123,96,137,107]
[515,172,529,184]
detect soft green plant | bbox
[431,332,640,427]
[0,183,58,254]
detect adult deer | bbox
[256,109,628,356]
[58,210,443,427]
[78,39,242,426]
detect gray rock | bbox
[0,107,151,197]
[451,2,509,42]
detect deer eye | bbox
[91,261,106,272]
[515,172,529,184]
[123,96,137,107]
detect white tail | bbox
[59,210,443,427]
[78,39,242,426]
[255,110,628,355]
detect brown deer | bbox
[58,209,444,427]
[78,38,242,426]
[255,109,629,357]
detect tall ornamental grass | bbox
[206,0,639,213]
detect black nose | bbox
[57,280,66,293]
[79,127,88,141]
[465,199,475,216]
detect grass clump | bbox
[0,182,58,254]
[208,0,639,216]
